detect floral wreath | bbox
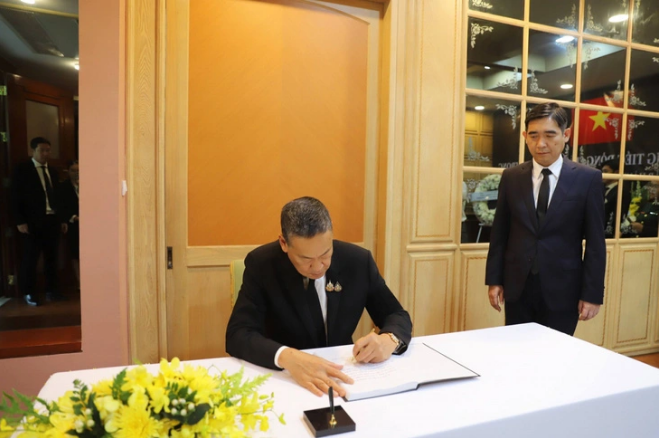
[472,174,501,226]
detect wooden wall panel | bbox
[411,0,460,242]
[458,251,504,331]
[186,267,232,359]
[187,0,368,246]
[409,253,453,336]
[615,246,656,347]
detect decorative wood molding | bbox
[127,0,161,364]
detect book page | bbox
[312,343,478,401]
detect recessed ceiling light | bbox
[609,14,629,23]
[555,36,575,44]
[484,66,491,70]
[74,62,79,70]
[475,105,485,111]
[560,83,573,89]
[21,0,36,4]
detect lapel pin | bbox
[326,281,335,292]
[334,282,342,292]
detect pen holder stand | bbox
[303,405,356,437]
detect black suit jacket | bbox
[11,161,61,226]
[485,159,606,310]
[226,240,412,369]
[58,179,79,223]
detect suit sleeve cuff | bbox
[274,346,289,369]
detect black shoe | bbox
[46,292,67,302]
[24,294,38,306]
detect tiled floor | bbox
[0,288,80,330]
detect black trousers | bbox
[505,272,579,336]
[19,215,60,296]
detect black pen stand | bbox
[303,405,356,437]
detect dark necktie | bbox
[40,166,55,205]
[531,168,552,275]
[536,168,552,227]
[304,277,326,347]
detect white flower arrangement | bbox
[472,174,501,226]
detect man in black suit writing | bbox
[226,196,412,397]
[12,137,68,306]
[486,103,606,335]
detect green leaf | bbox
[111,369,128,400]
[186,403,210,425]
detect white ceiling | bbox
[0,0,78,94]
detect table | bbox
[37,324,659,437]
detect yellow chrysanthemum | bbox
[3,358,275,438]
[48,411,78,432]
[123,366,155,393]
[147,384,170,414]
[92,379,114,397]
[127,388,149,411]
[21,416,49,432]
[0,418,14,438]
[95,394,121,420]
[114,404,160,438]
[55,391,76,414]
[181,365,218,404]
[160,357,180,378]
[15,432,42,438]
[44,428,75,438]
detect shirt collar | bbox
[32,158,48,169]
[532,154,563,179]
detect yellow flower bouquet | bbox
[0,358,284,438]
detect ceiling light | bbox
[484,66,491,70]
[556,36,575,43]
[560,83,573,89]
[21,0,36,4]
[74,62,79,70]
[609,14,628,23]
[475,106,485,111]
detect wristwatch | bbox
[383,332,403,354]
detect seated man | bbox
[226,196,412,397]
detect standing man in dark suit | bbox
[11,137,68,306]
[485,103,606,335]
[59,160,80,289]
[226,196,412,397]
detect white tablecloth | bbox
[37,323,659,437]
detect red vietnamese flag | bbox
[576,95,626,145]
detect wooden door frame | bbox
[126,0,404,363]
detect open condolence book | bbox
[311,342,479,401]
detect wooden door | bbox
[2,74,76,299]
[164,0,388,360]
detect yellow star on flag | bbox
[589,111,610,131]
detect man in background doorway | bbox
[11,137,68,306]
[485,102,606,336]
[59,160,80,288]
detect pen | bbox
[329,387,337,428]
[353,328,377,362]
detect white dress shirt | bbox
[274,275,328,368]
[532,155,563,208]
[32,158,55,214]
